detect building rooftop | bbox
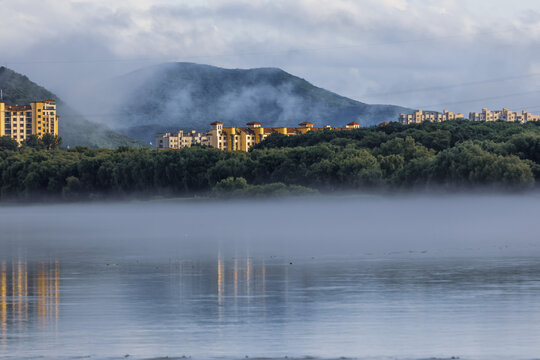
[6,105,31,111]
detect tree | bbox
[213,177,248,192]
[22,135,43,150]
[0,136,18,151]
[63,176,82,198]
[429,142,533,188]
[42,133,62,150]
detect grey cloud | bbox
[3,0,540,115]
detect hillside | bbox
[73,63,410,143]
[0,66,147,148]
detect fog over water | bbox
[1,194,539,260]
[1,195,540,360]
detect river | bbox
[0,194,539,360]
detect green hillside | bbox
[79,62,411,143]
[0,66,147,148]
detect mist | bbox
[61,62,406,144]
[2,194,539,261]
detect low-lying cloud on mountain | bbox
[0,66,146,148]
[74,62,410,143]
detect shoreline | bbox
[1,188,539,207]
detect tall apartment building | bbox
[0,99,59,144]
[399,110,464,125]
[469,108,540,123]
[155,130,210,150]
[208,121,353,152]
[208,121,314,152]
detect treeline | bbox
[0,120,539,201]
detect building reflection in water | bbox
[217,255,224,303]
[0,262,6,340]
[0,260,60,341]
[12,261,28,328]
[37,261,60,327]
[212,255,278,320]
[246,257,252,298]
[234,259,238,298]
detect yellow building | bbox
[156,121,364,152]
[208,121,313,151]
[0,99,59,144]
[208,121,361,152]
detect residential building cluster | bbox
[156,121,361,152]
[155,130,210,149]
[399,110,464,125]
[0,99,59,144]
[468,108,540,123]
[400,108,540,125]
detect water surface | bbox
[0,195,539,360]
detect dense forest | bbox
[0,120,539,201]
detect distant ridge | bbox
[0,66,147,148]
[75,62,411,143]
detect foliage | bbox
[213,177,317,198]
[21,134,62,150]
[0,120,539,201]
[213,177,249,192]
[0,136,18,151]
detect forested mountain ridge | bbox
[74,62,411,143]
[0,66,147,148]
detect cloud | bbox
[2,0,540,114]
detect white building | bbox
[155,130,210,150]
[469,108,540,123]
[399,110,464,125]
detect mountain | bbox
[0,66,147,148]
[74,63,411,143]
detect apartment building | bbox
[156,121,362,152]
[0,99,59,144]
[155,130,210,150]
[399,110,464,125]
[208,121,345,152]
[469,108,540,123]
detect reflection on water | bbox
[0,260,60,345]
[0,263,6,340]
[0,196,540,359]
[37,261,60,327]
[1,253,540,359]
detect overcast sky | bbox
[2,0,540,114]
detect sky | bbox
[1,0,540,114]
